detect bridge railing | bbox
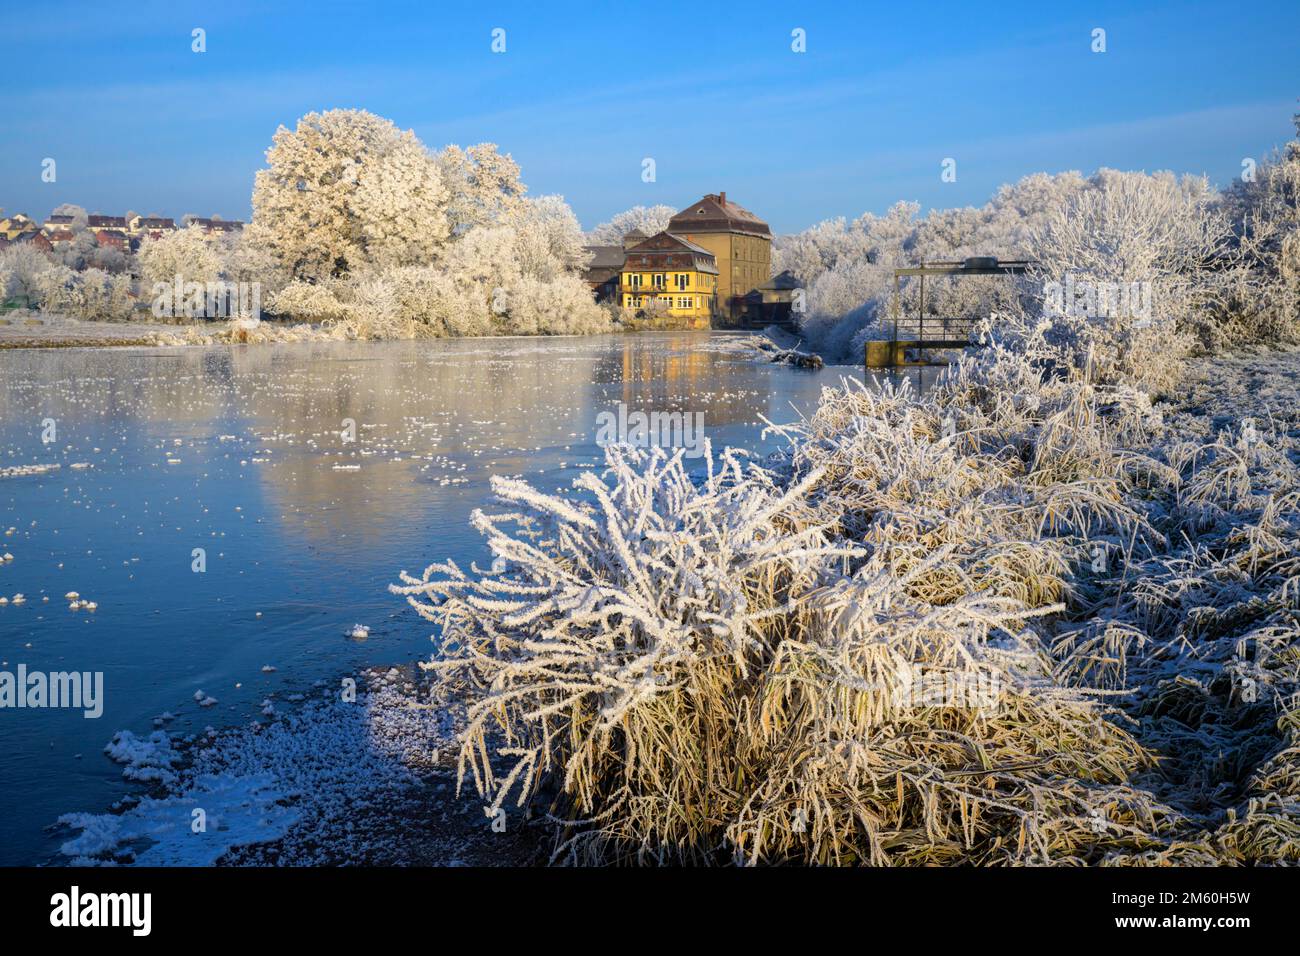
[891,314,980,343]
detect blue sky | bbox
[1,0,1297,233]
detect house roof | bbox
[758,270,801,291]
[135,216,176,229]
[88,215,128,228]
[668,192,770,237]
[584,244,626,270]
[582,244,626,285]
[622,231,720,274]
[190,218,244,231]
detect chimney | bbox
[719,191,726,206]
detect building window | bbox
[674,273,689,290]
[652,273,666,289]
[627,273,641,289]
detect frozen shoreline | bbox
[55,665,546,866]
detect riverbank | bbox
[0,313,201,349]
[0,313,747,350]
[0,312,348,349]
[47,343,1300,866]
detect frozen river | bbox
[0,331,930,864]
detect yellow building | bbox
[0,213,36,240]
[619,231,718,327]
[667,192,772,325]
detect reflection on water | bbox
[0,331,906,863]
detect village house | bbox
[94,229,128,252]
[188,217,244,236]
[128,215,177,238]
[744,269,801,330]
[3,207,250,259]
[583,192,774,328]
[583,228,648,303]
[0,213,38,241]
[618,231,719,328]
[0,232,51,253]
[42,213,75,233]
[87,214,129,233]
[0,213,52,251]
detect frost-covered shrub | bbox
[265,279,352,324]
[0,243,55,305]
[499,273,611,336]
[35,266,134,321]
[394,342,1190,864]
[1217,113,1300,346]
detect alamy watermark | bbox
[1043,274,1154,327]
[892,663,1002,715]
[50,886,150,936]
[0,664,103,718]
[595,402,705,458]
[152,275,261,320]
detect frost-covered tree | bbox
[587,204,677,244]
[435,143,527,235]
[515,195,589,277]
[138,228,224,289]
[1024,169,1233,387]
[247,110,607,338]
[54,231,101,271]
[250,109,450,280]
[1030,170,1228,318]
[776,167,1237,370]
[50,203,89,233]
[0,243,55,304]
[222,231,289,296]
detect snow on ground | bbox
[56,666,545,866]
[1172,344,1300,438]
